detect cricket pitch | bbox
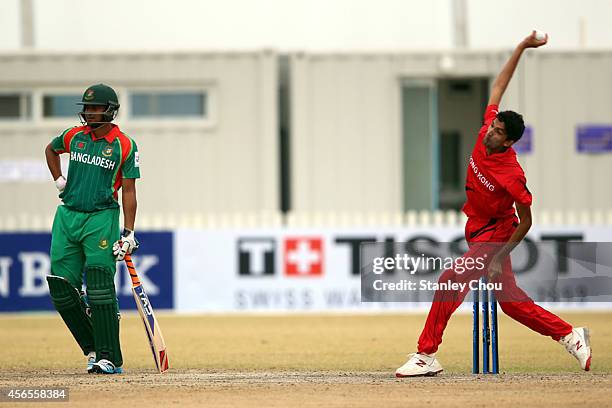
[0,312,610,407]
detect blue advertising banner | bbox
[513,126,532,154]
[576,125,612,153]
[0,232,173,312]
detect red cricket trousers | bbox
[417,215,572,355]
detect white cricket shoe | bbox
[559,327,592,371]
[86,351,96,374]
[395,353,443,377]
[92,359,123,374]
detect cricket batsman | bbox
[395,32,592,377]
[44,84,140,374]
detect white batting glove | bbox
[112,228,140,261]
[54,176,67,192]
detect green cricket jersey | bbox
[50,125,140,212]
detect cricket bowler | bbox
[395,32,592,377]
[44,84,140,374]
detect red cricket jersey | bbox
[462,104,532,220]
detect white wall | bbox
[505,51,612,212]
[0,51,278,220]
[290,50,612,213]
[1,49,611,220]
[290,52,498,212]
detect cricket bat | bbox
[125,254,169,373]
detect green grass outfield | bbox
[0,311,610,373]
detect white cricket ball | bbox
[534,30,546,41]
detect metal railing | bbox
[1,209,612,231]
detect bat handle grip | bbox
[124,254,141,286]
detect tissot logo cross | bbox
[284,238,323,277]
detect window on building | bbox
[0,94,31,120]
[43,94,81,118]
[129,91,207,118]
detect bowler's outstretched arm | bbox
[488,31,548,106]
